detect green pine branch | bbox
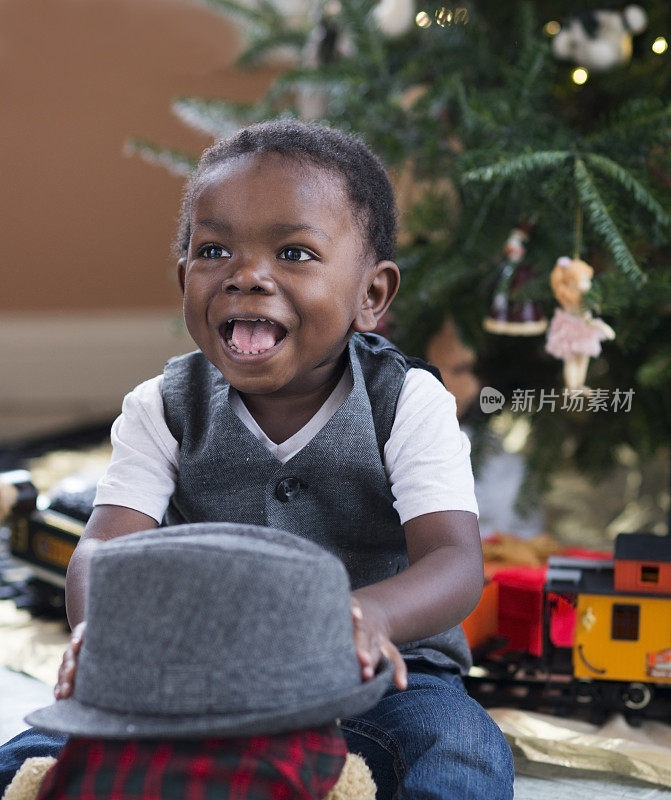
[574,158,645,284]
[124,139,195,176]
[585,153,671,232]
[638,350,671,389]
[172,98,261,139]
[587,99,671,150]
[506,10,549,121]
[195,0,284,28]
[461,181,507,252]
[462,151,571,184]
[236,29,306,66]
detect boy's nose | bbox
[222,262,275,294]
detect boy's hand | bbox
[54,621,86,699]
[351,597,407,691]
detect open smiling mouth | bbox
[222,318,288,356]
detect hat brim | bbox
[26,658,393,739]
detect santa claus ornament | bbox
[483,227,548,336]
[545,256,615,393]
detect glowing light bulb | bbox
[435,7,452,26]
[454,7,469,24]
[415,10,432,27]
[543,21,560,36]
[572,67,589,85]
[652,36,668,55]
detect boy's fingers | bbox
[56,653,73,683]
[354,633,380,681]
[55,659,74,698]
[61,647,76,672]
[355,641,375,680]
[54,682,70,699]
[359,639,407,687]
[70,621,87,651]
[55,671,74,698]
[351,599,401,684]
[54,623,86,698]
[380,643,407,691]
[58,658,73,682]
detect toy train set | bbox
[3,469,671,722]
[462,536,671,722]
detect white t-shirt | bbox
[94,367,479,526]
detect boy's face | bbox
[180,153,397,398]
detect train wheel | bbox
[620,682,653,711]
[575,682,596,704]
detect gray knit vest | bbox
[161,332,472,673]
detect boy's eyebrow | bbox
[192,219,232,236]
[269,223,333,244]
[191,219,333,244]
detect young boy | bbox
[7,120,513,798]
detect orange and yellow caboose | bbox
[572,534,671,687]
[464,532,671,718]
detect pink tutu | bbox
[545,308,611,360]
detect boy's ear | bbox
[353,260,400,333]
[177,257,186,295]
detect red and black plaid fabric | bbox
[36,724,347,800]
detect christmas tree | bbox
[130,0,671,501]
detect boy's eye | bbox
[279,247,312,262]
[198,244,230,259]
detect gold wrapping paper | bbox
[489,708,671,788]
[0,601,70,686]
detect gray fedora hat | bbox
[27,522,392,738]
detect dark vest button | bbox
[275,477,301,502]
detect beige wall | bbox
[1,0,278,312]
[0,0,280,442]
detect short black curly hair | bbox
[175,119,397,263]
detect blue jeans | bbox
[340,665,514,799]
[0,729,67,793]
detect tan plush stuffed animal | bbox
[1,752,376,800]
[325,753,377,800]
[1,758,56,800]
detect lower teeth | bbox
[226,338,268,355]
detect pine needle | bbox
[123,139,196,177]
[462,151,570,183]
[573,158,645,284]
